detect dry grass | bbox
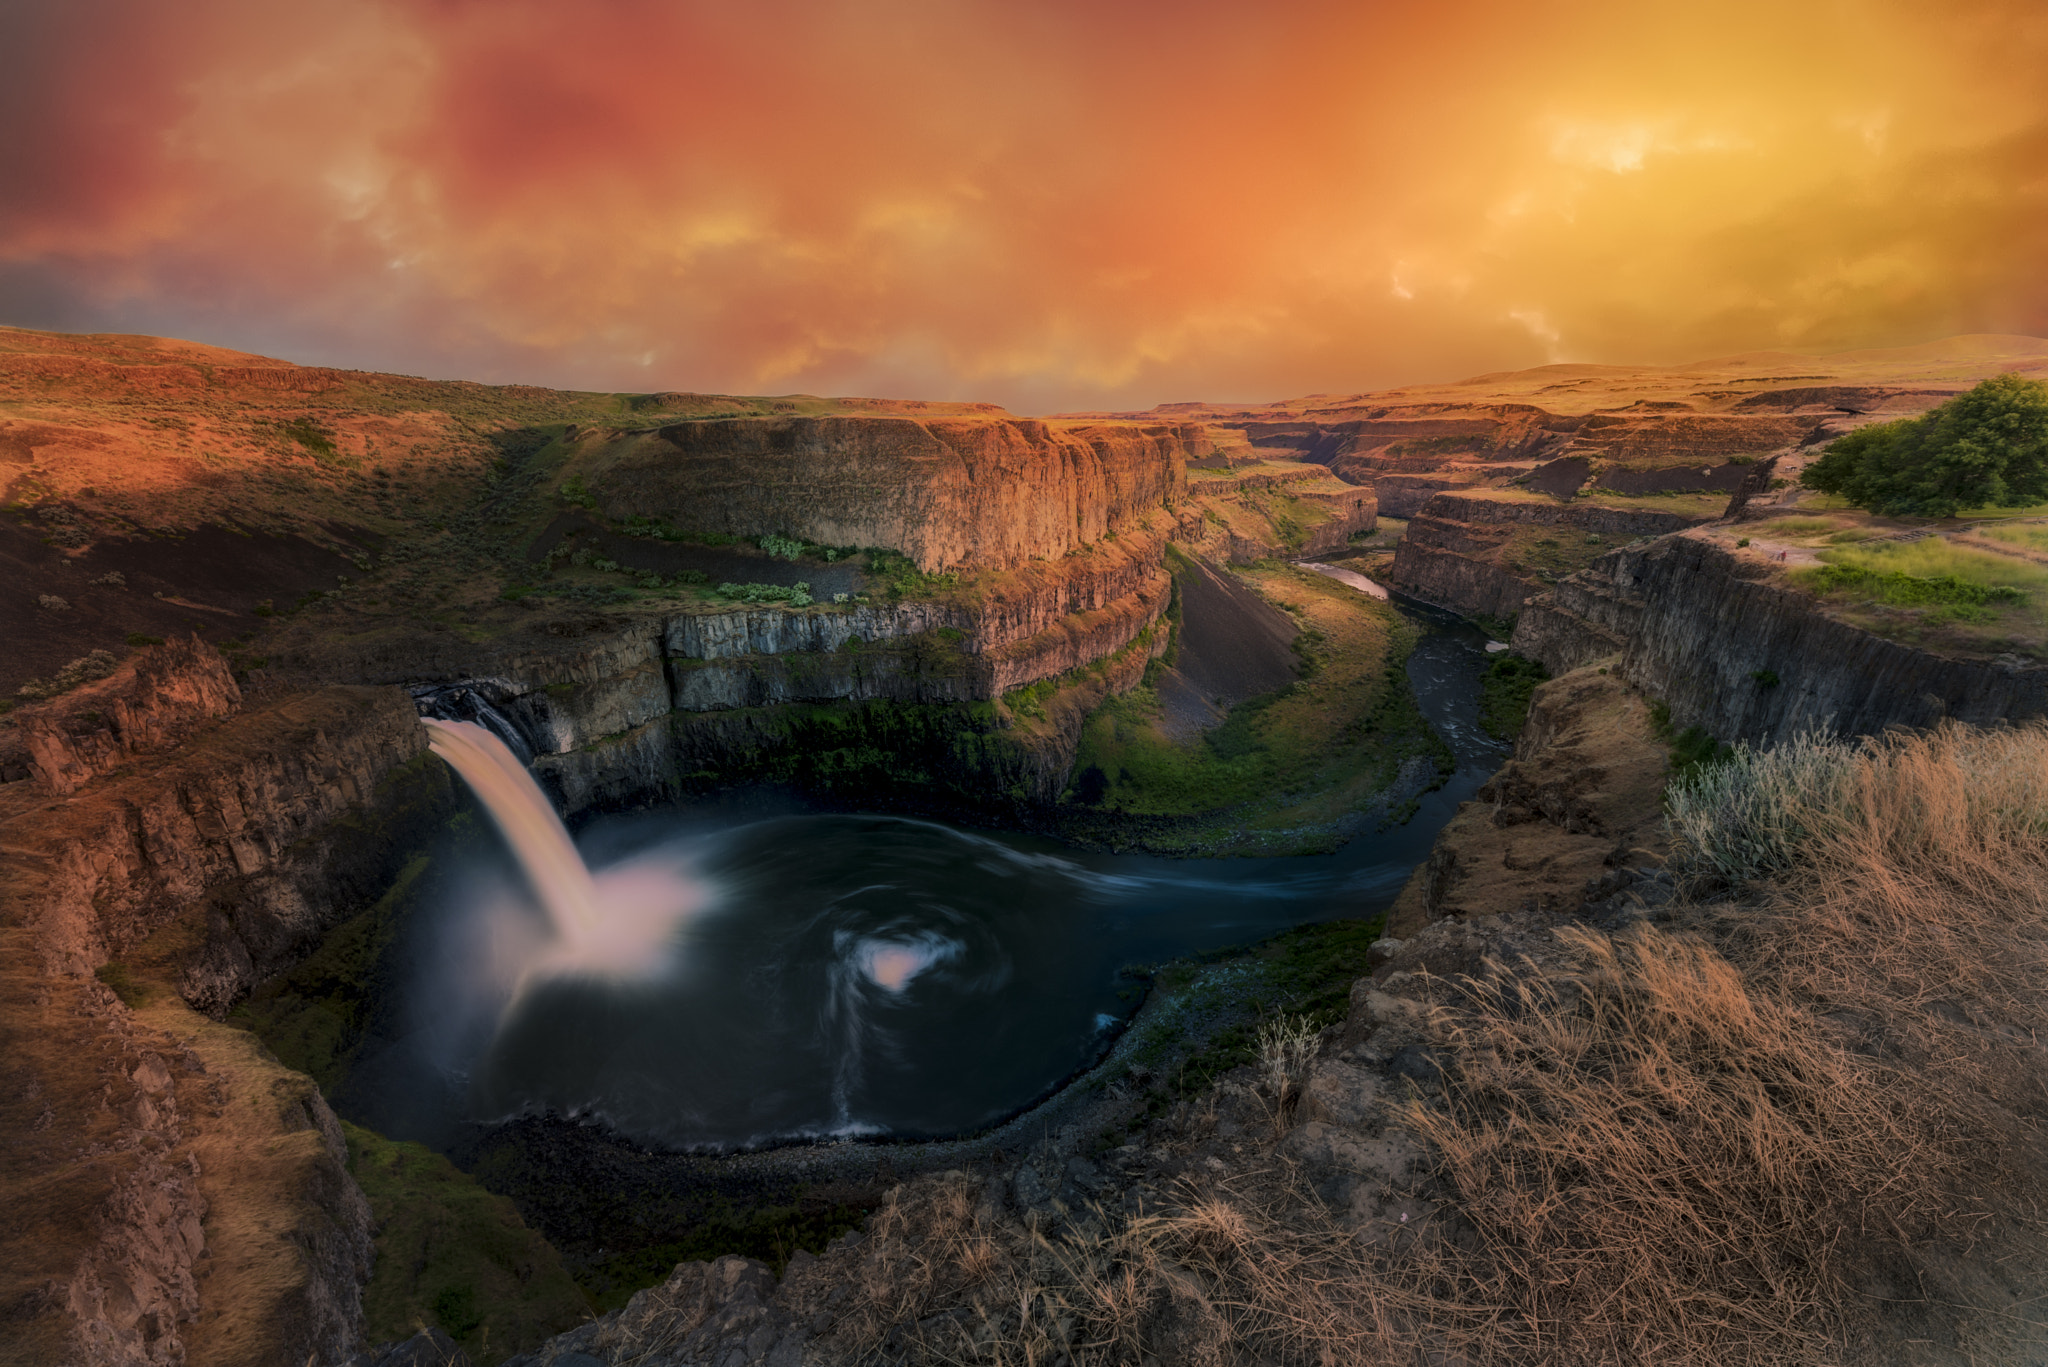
[828,722,2048,1366]
[1405,928,1939,1365]
[1255,1013,1319,1123]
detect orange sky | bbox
[2,0,2045,411]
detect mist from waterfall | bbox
[421,718,714,986]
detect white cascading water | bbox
[422,717,711,984]
[423,718,599,936]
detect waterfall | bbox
[423,718,599,938]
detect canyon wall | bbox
[1513,532,2048,741]
[301,524,1180,819]
[0,647,456,1367]
[1388,492,1713,621]
[581,417,1197,572]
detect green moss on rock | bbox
[344,1121,592,1363]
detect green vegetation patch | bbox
[1106,915,1385,1139]
[279,416,340,463]
[865,548,959,600]
[1750,516,1845,539]
[1791,537,2048,647]
[344,1121,590,1364]
[1063,565,1450,853]
[715,580,813,606]
[1478,654,1547,741]
[229,856,430,1090]
[1806,563,2022,608]
[1975,522,2048,554]
[1649,701,1732,786]
[1803,373,2048,518]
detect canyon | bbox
[7,326,2048,1365]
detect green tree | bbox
[1801,373,2048,518]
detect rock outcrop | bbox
[1388,492,1714,621]
[0,664,453,1367]
[7,635,241,796]
[1384,667,1671,936]
[581,417,1197,572]
[1512,531,2048,742]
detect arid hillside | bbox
[0,325,1031,697]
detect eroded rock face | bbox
[1384,666,1671,935]
[1,682,449,1367]
[11,685,446,991]
[1387,492,1714,620]
[584,416,1194,572]
[8,635,241,796]
[1513,531,2048,743]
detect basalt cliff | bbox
[582,416,1196,572]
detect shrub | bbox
[1254,1013,1317,1115]
[17,649,119,700]
[558,474,597,509]
[758,533,805,561]
[716,581,812,607]
[1802,373,2048,517]
[1664,728,1870,886]
[279,416,337,462]
[1477,654,1546,741]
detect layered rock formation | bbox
[1388,491,1717,621]
[0,642,457,1367]
[6,635,241,796]
[579,417,1196,572]
[1513,531,2048,742]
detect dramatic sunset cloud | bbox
[2,0,2045,410]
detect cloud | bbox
[1,0,2043,410]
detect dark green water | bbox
[354,603,1499,1153]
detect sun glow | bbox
[0,0,2042,406]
